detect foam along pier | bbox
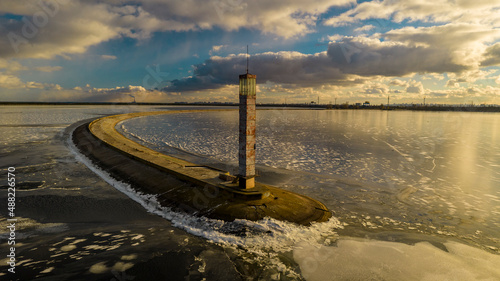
[72,110,331,225]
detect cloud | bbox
[0,73,60,89]
[447,69,497,84]
[405,80,425,94]
[0,0,196,59]
[0,59,27,73]
[0,74,25,89]
[363,83,389,95]
[427,85,500,101]
[173,22,495,94]
[383,24,500,48]
[445,79,460,88]
[1,0,498,104]
[324,0,500,27]
[390,79,407,87]
[481,43,500,66]
[328,23,500,76]
[421,73,445,81]
[137,0,355,38]
[36,83,248,103]
[0,59,61,88]
[100,55,117,60]
[1,1,124,59]
[211,45,226,53]
[34,66,62,72]
[37,84,173,103]
[209,44,227,55]
[164,22,500,93]
[383,24,500,68]
[327,36,468,76]
[354,25,375,32]
[164,51,366,92]
[0,0,355,61]
[93,85,146,94]
[324,34,344,42]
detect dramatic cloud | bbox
[137,0,355,38]
[324,0,500,27]
[0,0,354,60]
[164,51,364,92]
[0,0,499,104]
[328,23,500,76]
[0,0,192,59]
[481,43,500,67]
[327,36,468,76]
[384,24,500,67]
[165,20,500,93]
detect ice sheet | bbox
[294,238,500,281]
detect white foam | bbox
[294,238,500,281]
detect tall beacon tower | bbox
[238,48,256,189]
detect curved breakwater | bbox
[72,110,331,226]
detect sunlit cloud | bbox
[100,55,117,60]
[324,0,500,27]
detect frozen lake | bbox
[1,105,499,280]
[121,108,500,279]
[121,109,500,243]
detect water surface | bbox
[1,105,499,280]
[120,109,500,279]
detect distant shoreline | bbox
[1,101,499,112]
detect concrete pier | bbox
[72,110,331,225]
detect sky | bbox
[1,0,500,105]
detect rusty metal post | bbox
[238,73,256,189]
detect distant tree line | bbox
[1,101,499,112]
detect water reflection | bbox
[121,109,500,250]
